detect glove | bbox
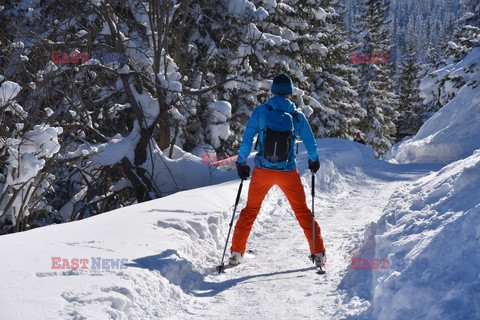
[236,162,250,180]
[308,159,320,173]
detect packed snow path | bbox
[183,163,436,319]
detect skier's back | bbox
[230,73,326,270]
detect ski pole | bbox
[310,170,316,263]
[216,179,244,273]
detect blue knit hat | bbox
[271,73,294,95]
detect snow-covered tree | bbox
[226,0,364,141]
[0,78,64,234]
[308,0,365,139]
[354,0,397,154]
[344,0,467,71]
[395,49,423,142]
[0,0,278,231]
[230,0,329,115]
[419,2,479,118]
[445,1,480,62]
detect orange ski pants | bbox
[231,167,325,254]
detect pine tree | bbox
[308,0,366,139]
[248,0,328,98]
[230,0,349,138]
[355,0,397,155]
[236,0,364,140]
[395,48,423,142]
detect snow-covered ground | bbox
[1,61,479,318]
[0,139,442,319]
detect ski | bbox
[309,254,327,274]
[215,250,255,273]
[315,259,327,274]
[316,266,326,274]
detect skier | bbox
[353,132,366,145]
[230,73,326,269]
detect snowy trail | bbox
[182,164,433,319]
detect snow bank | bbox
[148,146,237,195]
[154,137,375,197]
[63,120,235,198]
[385,84,480,164]
[386,48,480,164]
[156,138,375,196]
[0,179,242,319]
[342,150,480,319]
[295,138,377,198]
[317,138,375,168]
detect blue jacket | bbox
[237,96,319,171]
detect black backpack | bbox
[262,105,298,164]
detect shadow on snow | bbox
[125,250,316,297]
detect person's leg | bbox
[230,168,273,254]
[277,170,325,254]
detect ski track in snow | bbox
[178,167,430,320]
